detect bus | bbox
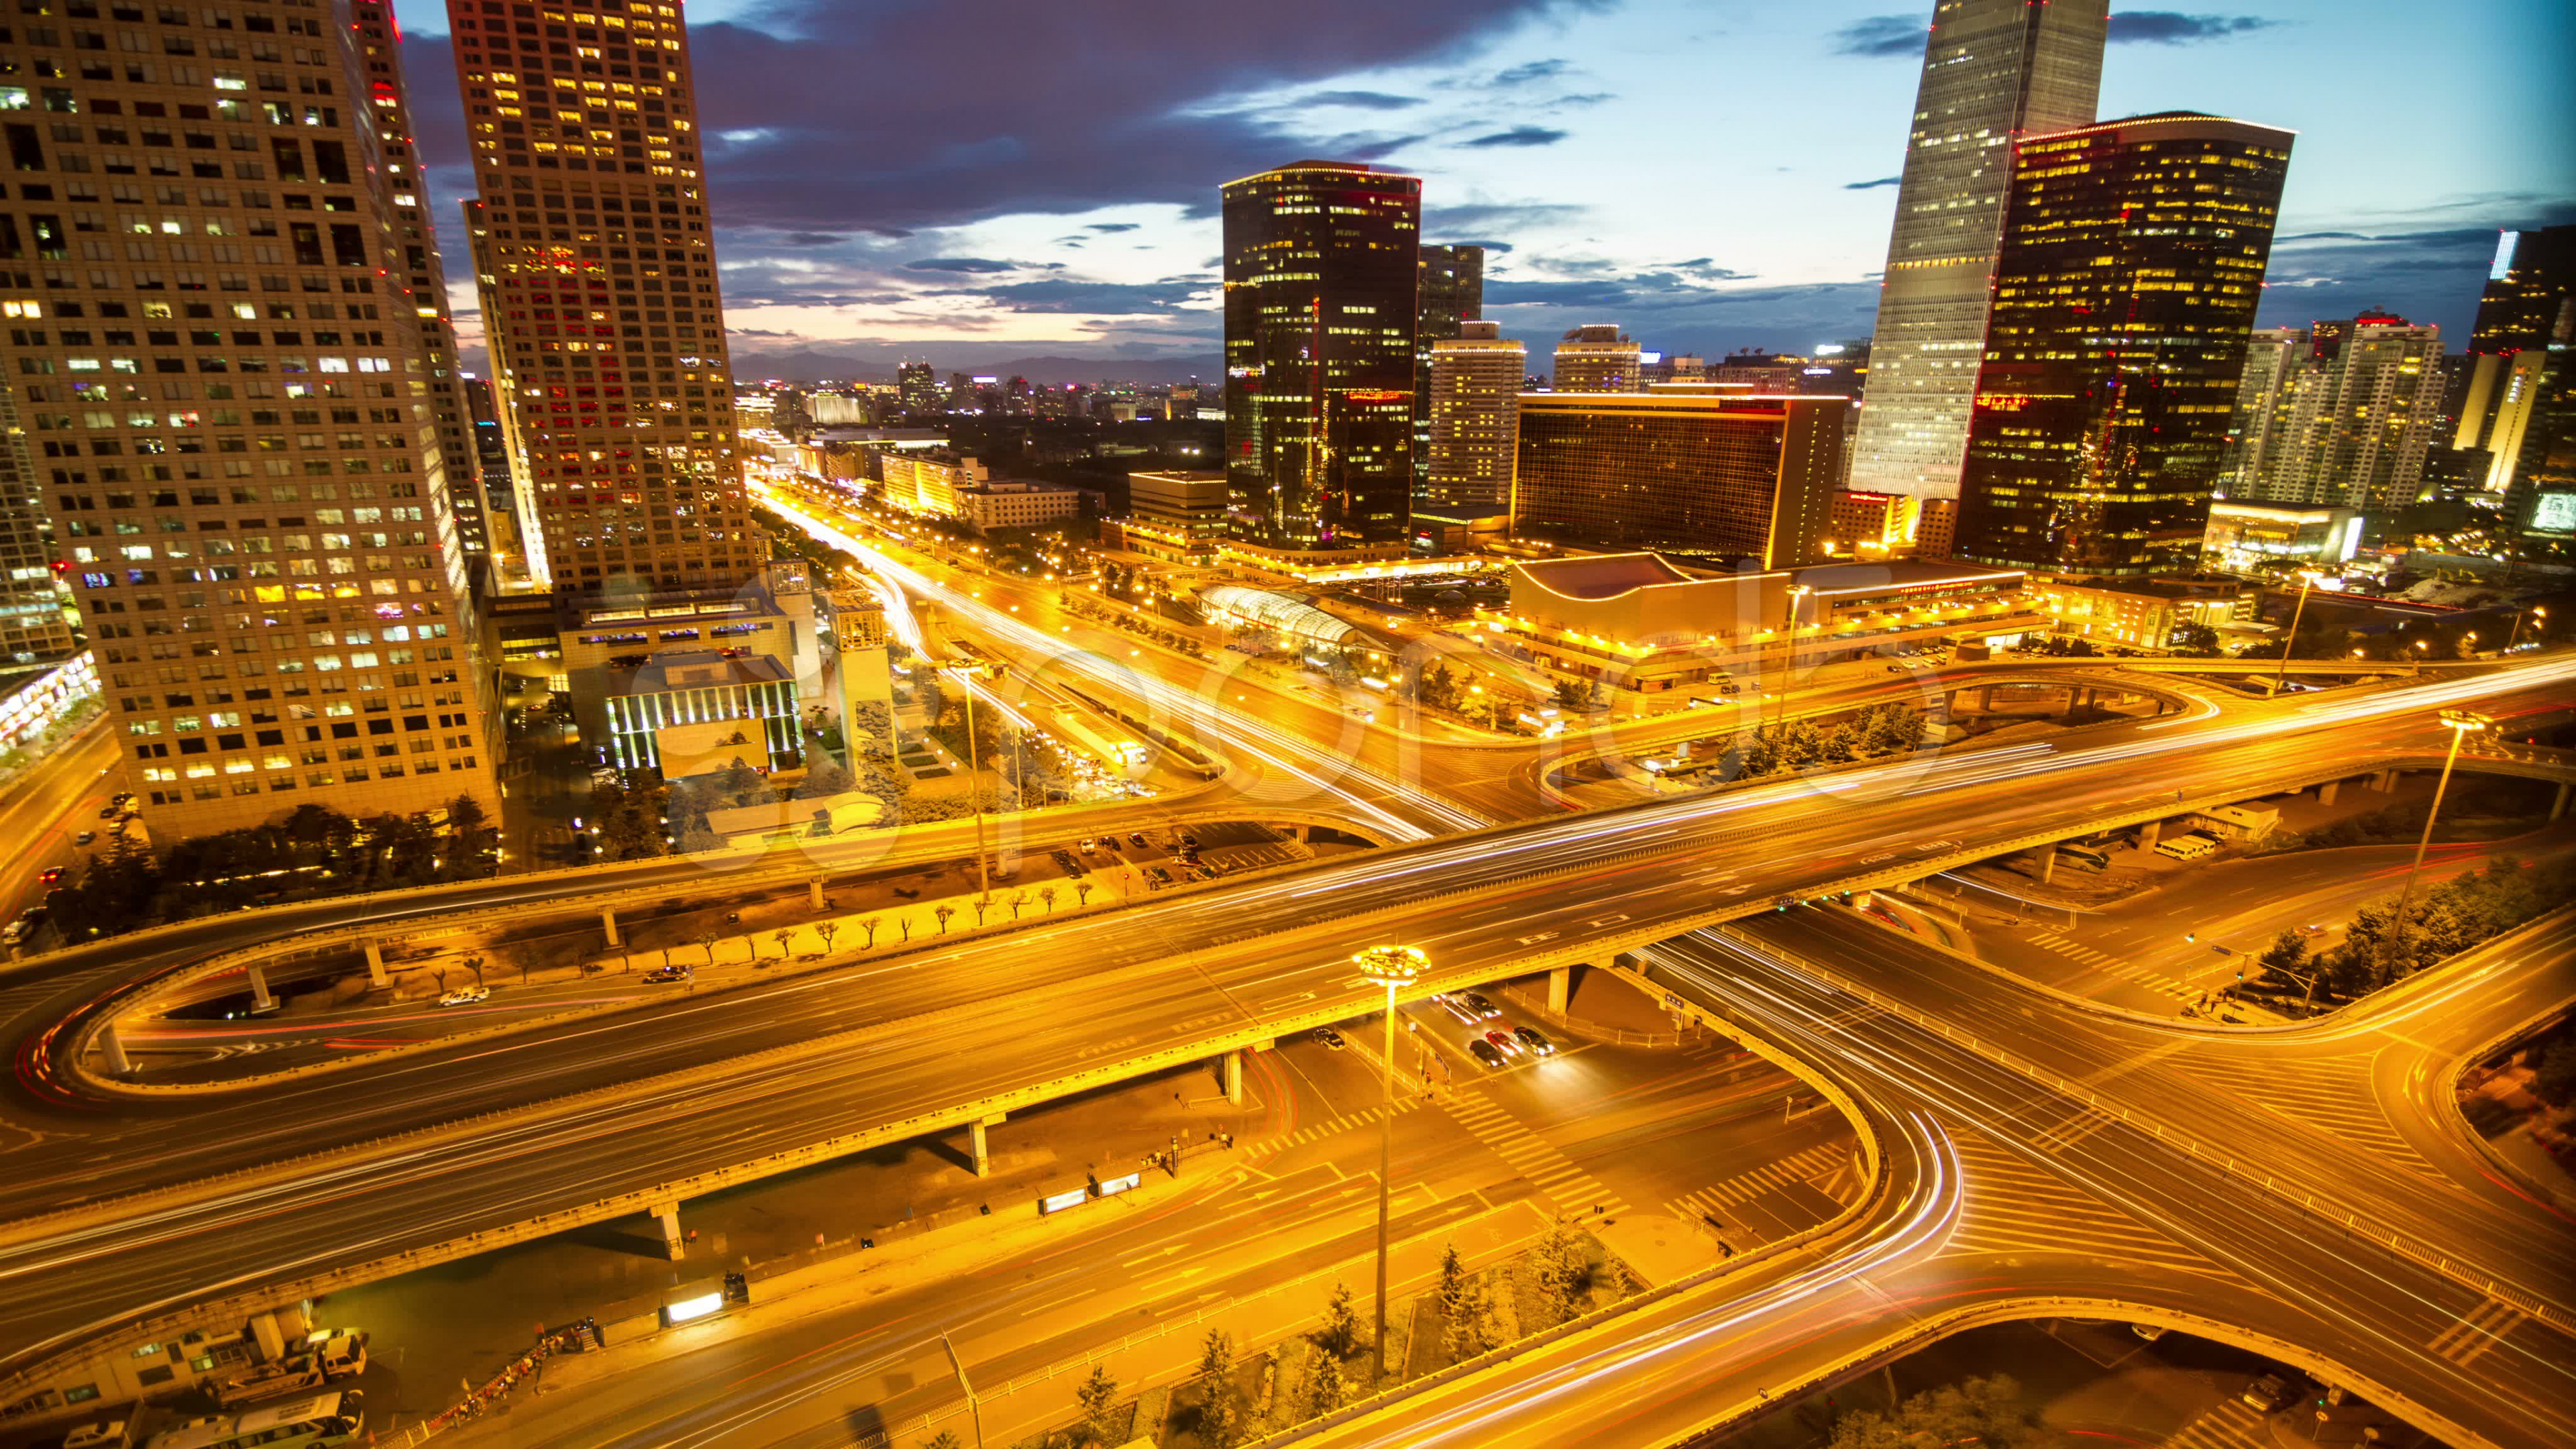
[142,1391,363,1449]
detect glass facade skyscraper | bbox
[1423,320,1523,515]
[1511,392,1844,568]
[1847,0,2108,502]
[1221,161,1420,547]
[1414,243,1482,484]
[1955,113,2294,576]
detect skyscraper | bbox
[1423,321,1524,515]
[1955,112,2294,576]
[0,380,73,667]
[1221,160,1421,547]
[443,0,755,598]
[2223,315,2445,512]
[1511,392,1844,567]
[5,5,500,837]
[1847,0,2110,502]
[2457,225,2575,497]
[1550,325,1640,393]
[1414,244,1483,480]
[897,360,938,415]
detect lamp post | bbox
[2386,709,2493,969]
[938,1330,985,1449]
[2506,604,2548,653]
[1352,943,1426,1387]
[959,669,989,902]
[2270,568,2322,696]
[1778,584,1814,727]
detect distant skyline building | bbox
[1423,321,1525,515]
[1414,244,1485,482]
[1847,0,2111,503]
[1220,160,1422,547]
[1955,112,2295,576]
[898,361,938,414]
[1550,325,1642,393]
[5,5,502,837]
[2222,314,2445,513]
[2456,225,2575,498]
[1510,392,1844,568]
[445,0,755,597]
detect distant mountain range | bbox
[727,345,1224,388]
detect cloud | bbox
[1485,279,1635,308]
[781,232,843,246]
[1305,90,1426,110]
[1426,201,1591,233]
[1829,15,1922,58]
[1493,59,1571,85]
[1458,125,1568,148]
[1087,223,1142,233]
[903,257,1025,273]
[1844,176,1902,191]
[1437,238,1516,254]
[945,277,1216,315]
[2108,12,2278,45]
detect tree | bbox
[795,760,855,799]
[1195,1329,1246,1449]
[1829,1375,2041,1449]
[1038,885,1058,912]
[920,1434,962,1449]
[1532,1220,1580,1326]
[971,896,995,926]
[772,928,795,959]
[1305,1358,1349,1419]
[1075,1362,1120,1446]
[696,932,719,965]
[2169,621,2224,657]
[932,904,955,935]
[1006,890,1030,920]
[818,921,842,953]
[2534,1039,2576,1108]
[1320,1280,1361,1358]
[1073,880,1094,907]
[2255,928,2309,985]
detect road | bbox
[0,722,118,929]
[0,653,2562,1409]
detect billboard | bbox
[2531,492,2576,537]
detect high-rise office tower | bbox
[1220,160,1420,547]
[1550,325,1640,393]
[1423,321,1524,515]
[1414,244,1483,480]
[2224,315,2445,512]
[2457,225,2575,496]
[443,0,753,598]
[1847,0,2110,502]
[896,360,936,414]
[354,0,490,566]
[1955,113,2294,576]
[1511,392,1844,567]
[3,5,502,837]
[0,380,74,667]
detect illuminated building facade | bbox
[1511,392,1843,568]
[2,0,500,837]
[1549,325,1639,394]
[1847,0,2109,502]
[0,379,74,666]
[1413,244,1482,478]
[442,0,755,598]
[2455,225,2573,496]
[2222,314,2445,512]
[1955,113,2294,576]
[1423,321,1523,515]
[1221,160,1421,548]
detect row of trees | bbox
[45,797,500,941]
[1717,703,1929,782]
[2253,855,2573,1004]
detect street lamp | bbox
[2270,568,2323,695]
[2507,604,2548,653]
[1352,943,1426,1387]
[2387,709,2494,967]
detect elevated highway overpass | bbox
[1,655,2567,1428]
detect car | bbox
[1434,993,1482,1026]
[1886,663,1907,673]
[1467,1038,1507,1069]
[2241,1373,2295,1412]
[437,985,490,1007]
[1079,837,1097,853]
[1461,991,1501,1018]
[1099,836,1122,851]
[74,831,95,846]
[1128,831,1150,848]
[1513,1025,1556,1057]
[2129,1323,2167,1342]
[1483,1028,1522,1058]
[98,804,119,820]
[1310,1026,1346,1050]
[643,967,690,983]
[1179,833,1199,848]
[38,866,64,885]
[62,1421,129,1449]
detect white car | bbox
[437,985,491,1007]
[63,1424,129,1449]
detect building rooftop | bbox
[1792,559,2027,596]
[620,651,794,695]
[1512,552,1702,600]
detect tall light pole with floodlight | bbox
[2387,709,2494,965]
[2508,604,2548,653]
[2271,568,2323,695]
[1352,943,1426,1386]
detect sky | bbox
[391,0,2576,375]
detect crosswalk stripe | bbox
[1438,1089,1629,1218]
[2428,1298,2526,1365]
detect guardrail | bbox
[1496,981,1704,1049]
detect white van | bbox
[2154,833,2220,862]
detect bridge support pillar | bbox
[1279,822,1309,843]
[250,1311,286,1362]
[971,1112,1005,1177]
[652,1201,684,1259]
[808,877,826,910]
[364,941,388,988]
[2372,769,2398,792]
[1223,1051,1245,1106]
[600,907,622,948]
[2136,819,2161,850]
[2033,848,2056,885]
[97,1021,131,1076]
[246,964,274,1014]
[2554,782,2570,822]
[1548,964,1571,1016]
[2316,780,2340,807]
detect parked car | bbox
[74,831,95,846]
[1310,1026,1346,1050]
[436,985,490,1008]
[1467,1038,1507,1069]
[99,804,120,820]
[1461,991,1501,1018]
[61,1421,130,1449]
[38,866,64,885]
[1079,838,1097,853]
[1512,1025,1556,1057]
[1128,831,1150,848]
[2242,1373,2296,1412]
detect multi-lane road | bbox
[0,641,2563,1435]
